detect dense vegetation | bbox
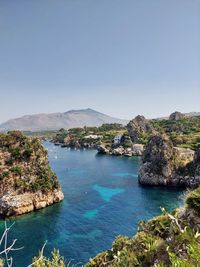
[151,116,200,149]
[27,115,200,151]
[52,123,127,148]
[0,131,60,193]
[24,130,58,139]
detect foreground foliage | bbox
[31,250,66,267]
[85,186,200,267]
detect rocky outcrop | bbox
[138,133,199,188]
[97,144,144,157]
[0,131,64,217]
[186,148,200,187]
[97,145,110,154]
[194,149,200,177]
[0,190,63,217]
[138,134,176,186]
[127,115,154,143]
[169,111,185,121]
[132,144,144,156]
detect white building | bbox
[113,134,122,145]
[84,135,102,140]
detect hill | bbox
[0,108,128,132]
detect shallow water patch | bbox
[93,184,125,202]
[84,209,99,219]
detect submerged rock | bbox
[0,131,64,217]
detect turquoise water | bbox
[0,142,184,266]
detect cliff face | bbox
[169,111,185,121]
[127,115,154,144]
[138,134,175,186]
[138,133,199,188]
[0,131,64,217]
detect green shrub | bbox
[186,186,200,212]
[10,166,22,175]
[0,171,9,180]
[9,147,21,159]
[31,249,65,267]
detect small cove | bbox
[0,142,184,266]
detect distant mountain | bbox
[0,108,128,132]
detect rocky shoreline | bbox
[97,143,144,157]
[0,189,64,217]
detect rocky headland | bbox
[0,131,64,217]
[138,133,200,188]
[127,115,154,143]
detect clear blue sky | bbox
[0,0,199,123]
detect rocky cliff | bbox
[169,111,185,121]
[138,133,200,188]
[0,131,64,217]
[127,115,154,144]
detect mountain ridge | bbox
[0,108,128,132]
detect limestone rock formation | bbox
[0,131,64,217]
[188,148,200,187]
[138,133,199,188]
[138,134,176,186]
[97,145,110,154]
[112,146,125,156]
[169,111,185,121]
[127,115,154,143]
[132,144,144,156]
[0,190,63,217]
